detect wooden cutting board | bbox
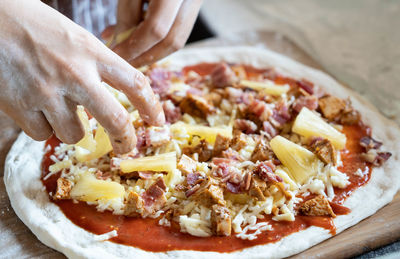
[1,32,399,258]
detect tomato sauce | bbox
[41,63,373,252]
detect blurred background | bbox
[1,1,399,258]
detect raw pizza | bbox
[4,47,400,259]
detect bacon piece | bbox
[212,157,233,165]
[226,182,241,194]
[292,95,318,113]
[297,79,314,95]
[187,87,203,96]
[270,101,291,128]
[262,121,278,139]
[162,100,181,124]
[142,177,167,216]
[247,99,271,121]
[95,170,112,180]
[53,177,72,200]
[135,127,146,150]
[251,140,273,163]
[253,162,281,183]
[213,134,231,157]
[361,150,392,166]
[178,154,197,175]
[234,119,258,134]
[299,195,336,217]
[186,172,203,186]
[224,87,243,103]
[310,138,337,166]
[148,68,172,96]
[145,127,170,147]
[221,148,244,161]
[179,93,215,119]
[124,191,144,217]
[211,204,232,236]
[210,63,238,88]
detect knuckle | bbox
[149,24,169,41]
[169,38,185,52]
[108,109,131,136]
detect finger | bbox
[130,0,202,67]
[115,0,143,34]
[42,97,85,144]
[113,0,183,61]
[97,48,165,127]
[108,0,144,48]
[101,25,116,41]
[9,109,53,141]
[69,75,137,154]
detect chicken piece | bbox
[204,91,223,106]
[318,96,347,121]
[213,134,231,157]
[299,195,336,217]
[53,177,72,200]
[190,177,225,206]
[177,154,197,175]
[211,204,232,236]
[230,131,247,151]
[310,138,337,166]
[250,140,273,162]
[179,93,215,119]
[248,176,268,201]
[183,139,213,162]
[340,108,360,125]
[124,191,144,217]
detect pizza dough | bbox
[4,47,400,259]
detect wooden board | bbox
[1,32,399,258]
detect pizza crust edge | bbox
[4,46,400,259]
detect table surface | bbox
[1,31,399,258]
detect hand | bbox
[106,0,202,67]
[0,0,165,154]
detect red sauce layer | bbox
[41,63,372,252]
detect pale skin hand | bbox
[105,0,203,67]
[0,0,165,154]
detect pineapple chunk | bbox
[70,172,125,202]
[292,107,346,149]
[120,152,177,173]
[75,106,96,152]
[165,168,183,188]
[270,136,320,185]
[240,80,289,96]
[170,122,232,144]
[275,167,299,191]
[75,124,113,162]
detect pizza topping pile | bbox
[45,62,391,240]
